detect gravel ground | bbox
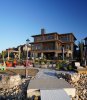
[0,68,39,100]
[0,75,30,100]
[56,73,87,100]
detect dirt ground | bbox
[0,68,39,77]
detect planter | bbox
[48,64,52,68]
[41,64,48,68]
[34,64,41,68]
[7,62,12,67]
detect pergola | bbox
[7,47,21,60]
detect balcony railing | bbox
[32,48,63,51]
[34,35,57,42]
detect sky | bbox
[0,0,87,52]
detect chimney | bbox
[41,28,46,35]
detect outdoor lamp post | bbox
[25,38,30,78]
[26,39,30,61]
[62,45,64,60]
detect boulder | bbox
[71,73,80,83]
[8,74,22,88]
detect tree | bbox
[78,41,84,64]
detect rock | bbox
[83,89,86,94]
[15,90,19,94]
[0,75,30,99]
[9,74,22,88]
[71,73,80,83]
[56,73,87,100]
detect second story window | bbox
[65,45,71,50]
[31,44,42,50]
[47,35,54,40]
[59,35,70,42]
[34,37,42,42]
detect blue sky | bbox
[0,0,87,52]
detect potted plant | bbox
[34,59,40,68]
[40,59,47,68]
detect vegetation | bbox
[78,41,86,66]
[67,65,73,71]
[56,61,62,70]
[56,60,74,71]
[40,58,47,65]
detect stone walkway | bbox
[34,68,75,79]
[35,69,57,79]
[27,68,75,100]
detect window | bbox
[47,35,54,40]
[43,42,55,50]
[32,44,42,50]
[34,36,42,42]
[59,35,70,42]
[65,45,71,50]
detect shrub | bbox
[35,58,39,64]
[56,60,69,71]
[68,65,73,71]
[40,58,47,65]
[56,62,62,70]
[41,61,45,65]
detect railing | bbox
[34,36,57,42]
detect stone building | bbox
[30,29,77,60]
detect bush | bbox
[41,61,45,65]
[56,62,62,70]
[46,61,50,65]
[39,58,47,65]
[56,60,68,71]
[35,59,39,64]
[68,65,73,71]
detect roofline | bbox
[31,32,58,37]
[31,32,77,40]
[59,33,77,40]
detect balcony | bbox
[31,48,63,53]
[34,35,57,42]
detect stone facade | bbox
[30,29,77,60]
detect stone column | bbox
[71,43,73,59]
[35,53,38,58]
[55,52,58,60]
[55,42,58,50]
[19,47,21,60]
[33,52,35,58]
[31,52,34,63]
[62,46,64,60]
[31,52,32,58]
[41,53,43,59]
